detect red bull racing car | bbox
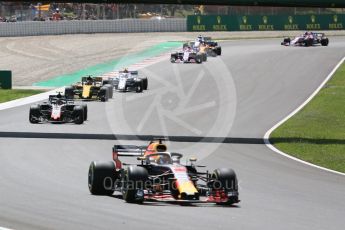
[88,138,240,205]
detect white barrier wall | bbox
[0,18,187,36]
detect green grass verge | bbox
[0,89,45,103]
[270,61,345,173]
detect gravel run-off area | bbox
[1,31,344,87]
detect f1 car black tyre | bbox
[170,54,177,63]
[140,77,148,90]
[73,105,84,124]
[82,104,88,121]
[208,49,217,57]
[321,38,329,46]
[195,54,203,64]
[202,53,207,62]
[136,80,144,93]
[282,37,291,46]
[29,105,40,123]
[103,84,113,99]
[99,87,109,102]
[88,161,117,196]
[212,168,239,204]
[305,38,313,47]
[64,86,74,99]
[122,166,148,203]
[216,47,222,56]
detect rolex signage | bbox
[329,15,343,29]
[191,16,206,31]
[187,14,345,31]
[284,16,299,30]
[258,16,274,30]
[213,16,228,31]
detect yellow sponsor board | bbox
[258,24,274,30]
[240,24,252,30]
[284,24,299,30]
[192,25,206,31]
[306,24,321,30]
[329,23,343,29]
[212,24,228,31]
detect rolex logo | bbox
[333,15,338,23]
[242,16,247,24]
[263,16,268,24]
[217,16,221,24]
[288,16,293,24]
[311,15,316,23]
[197,16,201,24]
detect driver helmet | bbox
[156,154,170,164]
[56,99,63,105]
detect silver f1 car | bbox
[29,93,87,124]
[88,138,240,205]
[109,70,148,93]
[281,32,329,47]
[170,49,205,64]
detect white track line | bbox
[264,56,345,176]
[0,227,15,230]
[0,49,175,111]
[0,87,65,111]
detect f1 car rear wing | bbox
[150,137,168,144]
[113,145,146,157]
[81,76,103,83]
[48,95,74,104]
[119,70,138,75]
[312,32,326,38]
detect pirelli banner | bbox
[187,14,345,31]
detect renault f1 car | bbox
[64,76,113,101]
[109,70,148,93]
[281,32,329,47]
[88,138,240,205]
[29,93,87,124]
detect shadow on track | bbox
[106,194,241,208]
[270,137,345,145]
[0,131,264,144]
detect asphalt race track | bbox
[1,38,345,230]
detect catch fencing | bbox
[0,18,186,37]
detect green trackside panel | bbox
[187,14,345,31]
[0,70,12,89]
[295,14,345,30]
